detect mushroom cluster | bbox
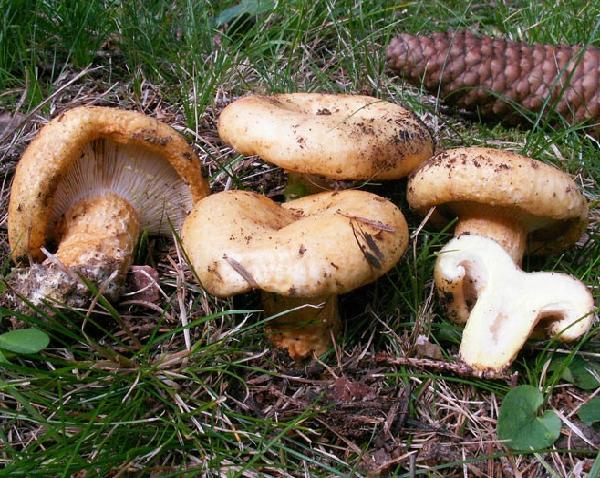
[7,95,426,361]
[6,93,594,371]
[192,92,432,357]
[408,147,595,371]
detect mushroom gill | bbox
[49,139,193,238]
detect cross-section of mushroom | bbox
[408,147,595,371]
[217,93,433,195]
[8,106,209,309]
[182,190,408,360]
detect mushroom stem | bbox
[284,172,359,198]
[56,193,140,274]
[454,212,527,265]
[262,293,341,360]
[8,193,141,308]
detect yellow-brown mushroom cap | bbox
[217,93,433,180]
[407,147,588,254]
[8,106,209,262]
[182,190,408,297]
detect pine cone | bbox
[387,30,600,135]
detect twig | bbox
[338,213,396,232]
[373,353,517,384]
[223,254,259,288]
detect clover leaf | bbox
[497,385,561,451]
[579,398,600,426]
[560,356,600,390]
[214,0,276,27]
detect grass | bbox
[1,0,599,476]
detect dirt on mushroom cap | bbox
[182,190,408,297]
[217,93,433,180]
[407,147,588,255]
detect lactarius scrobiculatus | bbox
[387,30,600,135]
[408,147,595,371]
[8,106,209,308]
[182,190,408,360]
[217,93,433,194]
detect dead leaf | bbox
[414,334,444,360]
[351,222,383,269]
[125,265,160,303]
[361,446,409,477]
[362,230,384,261]
[329,376,376,402]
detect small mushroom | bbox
[217,93,433,193]
[8,106,209,308]
[182,190,409,359]
[408,147,595,371]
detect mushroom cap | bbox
[217,93,433,180]
[8,106,209,262]
[182,190,408,297]
[407,147,588,254]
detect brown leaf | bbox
[361,446,409,477]
[362,230,384,261]
[363,251,383,269]
[414,334,444,360]
[125,265,160,303]
[350,221,383,269]
[329,377,377,403]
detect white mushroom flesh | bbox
[435,234,595,370]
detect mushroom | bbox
[8,106,209,308]
[217,93,433,193]
[407,147,595,371]
[182,189,408,359]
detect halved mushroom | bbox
[8,106,209,308]
[408,147,595,371]
[182,190,409,359]
[217,93,433,194]
[437,235,594,369]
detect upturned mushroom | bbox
[217,93,433,194]
[408,147,595,371]
[8,106,209,308]
[182,189,408,359]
